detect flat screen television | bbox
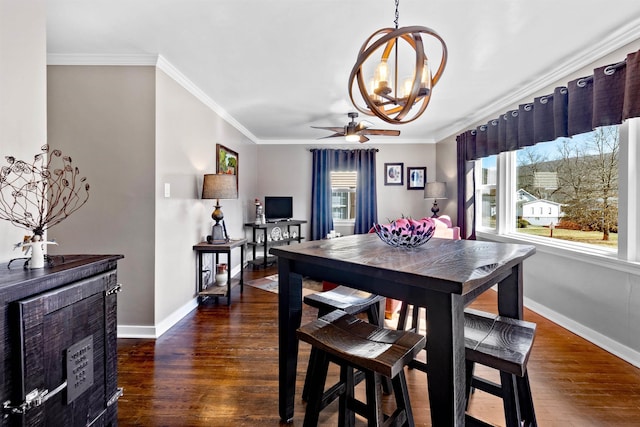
[264,196,293,222]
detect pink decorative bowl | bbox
[372,217,436,248]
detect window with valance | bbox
[456,49,640,247]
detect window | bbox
[477,123,630,253]
[331,171,357,221]
[514,127,618,249]
[475,156,497,229]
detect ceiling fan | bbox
[311,112,400,143]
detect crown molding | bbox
[433,14,640,143]
[257,137,435,145]
[47,53,159,66]
[47,53,261,144]
[154,55,260,143]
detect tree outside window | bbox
[514,126,618,247]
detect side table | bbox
[193,239,247,305]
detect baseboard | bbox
[117,264,243,339]
[116,325,157,339]
[524,297,640,369]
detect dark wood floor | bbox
[117,265,640,426]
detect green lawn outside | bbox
[516,226,618,248]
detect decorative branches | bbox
[0,145,90,236]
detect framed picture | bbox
[384,163,404,186]
[216,144,239,188]
[407,166,426,190]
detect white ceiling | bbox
[46,0,640,145]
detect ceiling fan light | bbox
[345,134,360,142]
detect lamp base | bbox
[208,221,229,244]
[430,201,440,218]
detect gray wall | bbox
[0,0,47,259]
[47,65,259,336]
[47,65,157,329]
[154,69,258,328]
[255,143,440,241]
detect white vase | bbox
[29,240,45,269]
[215,272,228,286]
[215,264,228,286]
[22,238,57,269]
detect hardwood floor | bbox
[117,265,640,426]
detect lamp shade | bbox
[424,181,447,199]
[202,174,238,200]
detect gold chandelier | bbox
[348,0,448,125]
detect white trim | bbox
[619,119,640,262]
[154,298,199,338]
[154,55,260,143]
[116,263,244,339]
[117,298,198,339]
[47,53,159,66]
[256,138,436,145]
[433,15,640,142]
[524,297,640,369]
[478,231,640,276]
[116,325,157,339]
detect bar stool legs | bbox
[297,310,424,427]
[464,308,538,427]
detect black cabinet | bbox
[244,220,306,269]
[0,254,123,426]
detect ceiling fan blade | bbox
[311,126,346,133]
[360,129,401,136]
[354,121,370,132]
[318,133,345,139]
[358,135,370,143]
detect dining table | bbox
[270,233,536,426]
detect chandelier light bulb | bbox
[374,59,391,95]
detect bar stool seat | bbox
[297,309,425,427]
[302,285,387,401]
[464,308,538,427]
[304,286,385,320]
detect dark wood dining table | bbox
[270,233,535,426]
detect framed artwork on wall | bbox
[216,144,239,188]
[384,162,404,186]
[407,166,426,190]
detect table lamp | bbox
[424,181,447,218]
[202,173,238,243]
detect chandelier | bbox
[348,0,448,124]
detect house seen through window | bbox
[331,171,357,221]
[477,125,619,250]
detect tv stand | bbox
[266,218,290,223]
[244,220,306,269]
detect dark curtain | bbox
[455,48,640,235]
[310,149,378,240]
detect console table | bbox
[193,239,246,305]
[0,254,124,426]
[244,220,306,269]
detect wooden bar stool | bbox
[396,303,428,373]
[302,286,386,401]
[464,308,538,427]
[297,309,425,427]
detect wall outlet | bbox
[164,183,170,198]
